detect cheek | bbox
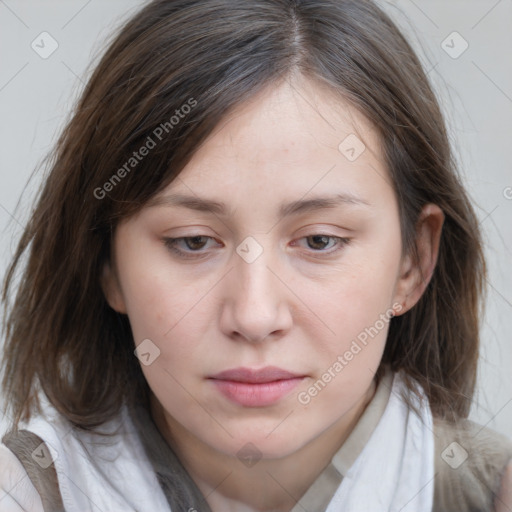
[123,267,212,408]
[306,280,391,378]
[114,232,205,337]
[297,229,401,374]
[309,249,400,337]
[124,274,210,362]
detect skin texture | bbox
[102,76,444,512]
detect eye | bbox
[293,235,350,254]
[163,236,221,259]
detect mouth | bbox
[208,366,307,407]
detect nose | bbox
[219,250,293,343]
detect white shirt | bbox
[0,370,434,512]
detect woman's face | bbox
[104,78,416,460]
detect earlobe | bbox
[393,204,444,315]
[100,260,127,314]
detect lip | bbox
[210,366,303,383]
[208,366,306,407]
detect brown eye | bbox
[163,236,222,260]
[183,236,209,250]
[292,235,351,256]
[306,235,333,250]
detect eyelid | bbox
[291,235,351,254]
[163,233,351,260]
[163,236,222,260]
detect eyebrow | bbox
[147,192,370,218]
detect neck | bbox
[150,380,377,512]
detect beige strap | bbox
[2,430,65,512]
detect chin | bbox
[219,430,311,461]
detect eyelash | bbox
[163,235,351,260]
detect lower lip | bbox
[210,378,304,407]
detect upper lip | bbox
[209,366,304,384]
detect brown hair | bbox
[2,0,484,435]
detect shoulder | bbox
[0,443,44,512]
[433,417,512,512]
[1,405,170,511]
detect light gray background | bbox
[1,0,511,437]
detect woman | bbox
[1,0,511,510]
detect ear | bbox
[393,204,444,315]
[100,260,127,314]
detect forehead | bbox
[155,77,394,211]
